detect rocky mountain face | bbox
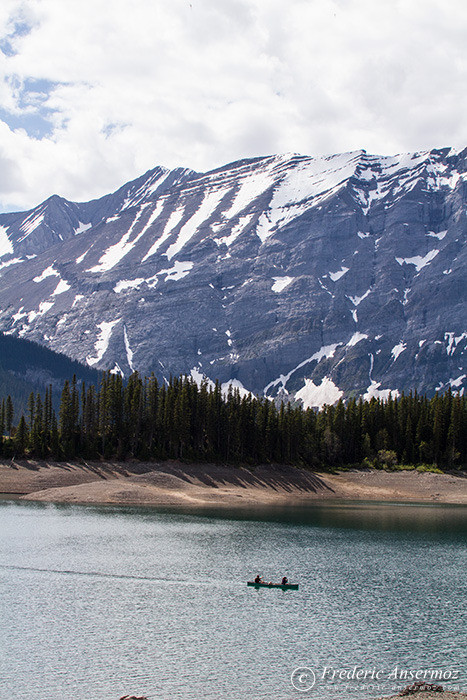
[0,148,465,407]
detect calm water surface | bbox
[0,500,466,700]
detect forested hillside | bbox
[1,371,465,470]
[0,332,99,413]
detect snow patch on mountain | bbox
[190,367,215,391]
[0,257,23,271]
[273,152,361,206]
[355,183,385,215]
[427,230,447,240]
[222,166,275,219]
[396,249,439,272]
[364,351,401,400]
[445,332,467,355]
[86,319,121,366]
[0,226,13,257]
[190,368,250,399]
[353,151,439,214]
[449,374,466,389]
[161,261,194,281]
[113,261,193,293]
[17,210,45,241]
[255,212,279,243]
[391,342,406,361]
[72,294,84,307]
[255,153,363,244]
[89,205,149,272]
[347,332,368,347]
[76,248,91,264]
[124,325,134,372]
[130,198,165,248]
[114,278,146,293]
[329,266,349,282]
[363,381,400,401]
[271,276,294,293]
[142,205,185,261]
[34,265,59,283]
[165,189,225,260]
[256,202,309,242]
[121,170,170,210]
[214,214,254,247]
[296,376,343,408]
[348,289,371,306]
[221,378,250,398]
[263,343,340,395]
[52,279,71,296]
[27,300,55,325]
[12,307,28,324]
[74,221,92,235]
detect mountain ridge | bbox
[0,331,100,414]
[0,147,465,407]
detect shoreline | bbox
[0,459,466,509]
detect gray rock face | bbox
[0,148,465,406]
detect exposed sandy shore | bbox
[0,459,466,507]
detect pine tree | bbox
[27,392,35,432]
[50,412,60,458]
[31,394,44,456]
[6,395,13,436]
[14,415,28,455]
[446,395,463,467]
[59,380,74,457]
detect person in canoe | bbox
[281,576,288,585]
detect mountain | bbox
[0,148,465,407]
[0,332,100,414]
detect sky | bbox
[0,0,467,212]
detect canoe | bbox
[247,581,299,590]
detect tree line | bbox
[0,372,465,470]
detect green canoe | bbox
[247,581,299,590]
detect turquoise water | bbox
[0,500,466,700]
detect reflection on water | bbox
[143,500,467,535]
[0,499,465,700]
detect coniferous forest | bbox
[0,371,465,471]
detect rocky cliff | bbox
[0,148,465,406]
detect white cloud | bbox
[0,0,467,210]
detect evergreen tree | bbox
[59,380,74,457]
[6,395,13,436]
[27,392,35,432]
[0,369,465,470]
[14,415,28,455]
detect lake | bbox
[0,499,466,700]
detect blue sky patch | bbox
[0,18,34,57]
[0,77,60,139]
